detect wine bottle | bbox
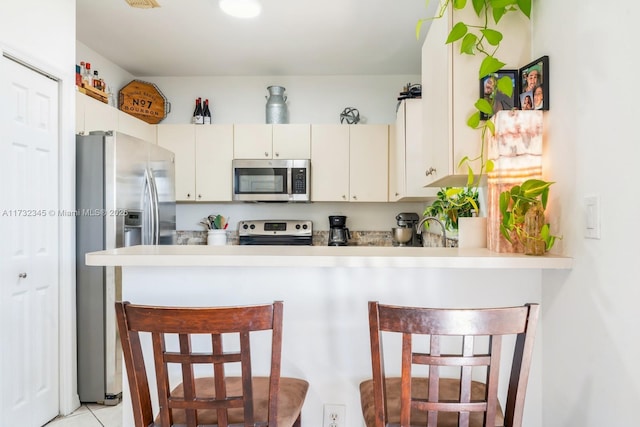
[203,99,211,124]
[192,98,203,125]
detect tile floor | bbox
[44,403,122,427]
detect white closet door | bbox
[0,55,60,427]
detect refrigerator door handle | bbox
[143,169,155,245]
[148,168,161,245]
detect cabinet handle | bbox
[264,152,269,157]
[275,152,280,157]
[187,193,191,198]
[342,195,347,200]
[197,194,202,199]
[352,195,358,200]
[18,272,27,279]
[425,167,436,176]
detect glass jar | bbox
[523,202,545,255]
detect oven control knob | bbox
[296,224,301,230]
[250,224,255,230]
[302,224,308,230]
[242,224,249,230]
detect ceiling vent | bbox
[124,0,160,8]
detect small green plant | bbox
[499,179,559,251]
[423,187,479,231]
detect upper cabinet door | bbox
[422,6,531,187]
[272,124,310,159]
[349,125,388,202]
[388,102,406,201]
[157,124,196,201]
[83,95,118,133]
[76,91,86,134]
[311,124,349,202]
[233,124,272,159]
[117,111,156,144]
[195,125,233,201]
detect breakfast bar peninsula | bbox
[86,244,572,427]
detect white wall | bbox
[1,0,78,417]
[76,41,135,103]
[534,1,640,425]
[141,75,420,125]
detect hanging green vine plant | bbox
[417,0,532,188]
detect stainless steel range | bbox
[238,220,313,246]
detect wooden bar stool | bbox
[360,301,539,427]
[115,300,308,427]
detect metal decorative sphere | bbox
[339,107,360,124]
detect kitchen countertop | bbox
[85,245,573,269]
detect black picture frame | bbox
[479,69,519,120]
[518,55,549,111]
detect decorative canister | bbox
[265,86,288,124]
[457,217,487,248]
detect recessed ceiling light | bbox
[219,0,262,19]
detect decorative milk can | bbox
[265,86,288,124]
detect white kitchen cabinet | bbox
[157,124,234,202]
[311,124,388,202]
[157,124,195,201]
[81,93,117,133]
[349,125,388,202]
[389,99,437,201]
[233,124,310,159]
[118,110,156,143]
[195,125,233,201]
[421,7,531,187]
[273,124,311,158]
[310,125,350,201]
[76,91,155,143]
[75,91,86,134]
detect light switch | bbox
[584,195,600,239]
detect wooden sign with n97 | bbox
[118,79,168,124]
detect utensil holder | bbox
[207,230,227,246]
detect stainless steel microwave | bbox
[232,159,310,202]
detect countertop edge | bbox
[85,245,573,269]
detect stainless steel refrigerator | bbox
[75,130,176,404]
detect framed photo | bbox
[519,55,549,111]
[479,69,519,120]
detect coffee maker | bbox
[328,215,350,246]
[394,212,421,247]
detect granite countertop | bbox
[85,244,573,269]
[176,230,459,247]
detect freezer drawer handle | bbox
[18,272,27,278]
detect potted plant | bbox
[423,187,479,232]
[499,178,560,254]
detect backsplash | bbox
[176,230,458,247]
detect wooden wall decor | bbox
[118,80,170,124]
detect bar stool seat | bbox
[168,376,309,426]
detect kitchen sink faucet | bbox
[416,216,447,247]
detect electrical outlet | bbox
[323,404,346,427]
